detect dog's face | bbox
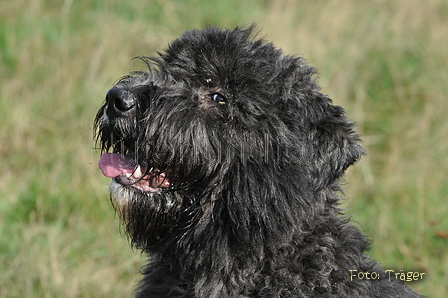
[95,26,363,252]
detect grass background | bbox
[1,0,447,297]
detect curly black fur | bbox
[95,26,423,297]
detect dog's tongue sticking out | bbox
[98,153,139,178]
[98,153,171,191]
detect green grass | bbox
[1,0,446,297]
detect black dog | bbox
[95,26,423,297]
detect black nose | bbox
[106,88,136,116]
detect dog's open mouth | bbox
[98,153,172,192]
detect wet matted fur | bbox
[95,26,423,297]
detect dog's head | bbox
[95,26,363,252]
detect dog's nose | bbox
[106,88,136,116]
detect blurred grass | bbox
[0,0,446,297]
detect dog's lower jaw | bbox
[109,180,161,234]
[109,179,130,208]
[109,180,137,225]
[109,179,177,215]
[108,179,199,252]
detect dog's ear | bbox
[278,57,364,190]
[306,93,364,190]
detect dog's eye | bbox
[211,93,227,105]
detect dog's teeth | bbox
[134,165,142,177]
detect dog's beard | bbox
[108,179,197,250]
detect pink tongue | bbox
[98,153,138,178]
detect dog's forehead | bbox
[157,27,283,87]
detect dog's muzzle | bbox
[97,86,173,193]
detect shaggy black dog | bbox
[95,26,423,297]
